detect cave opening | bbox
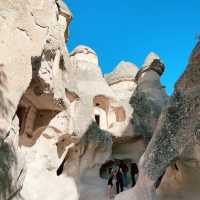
[95,114,100,126]
[16,106,27,135]
[174,163,179,171]
[155,171,166,189]
[57,159,65,176]
[100,159,139,188]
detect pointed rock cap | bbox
[143,52,160,67]
[135,52,165,82]
[105,61,138,85]
[57,0,72,21]
[70,45,98,65]
[70,45,97,56]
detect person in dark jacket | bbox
[131,163,138,187]
[119,161,129,187]
[107,170,116,199]
[116,167,124,193]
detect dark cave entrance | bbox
[16,106,28,135]
[100,159,139,187]
[95,114,100,126]
[130,163,139,187]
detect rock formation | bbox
[105,61,143,162]
[59,122,112,200]
[105,61,138,137]
[131,53,168,144]
[0,1,199,200]
[105,56,168,164]
[0,0,72,199]
[0,1,125,197]
[115,41,200,200]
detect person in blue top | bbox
[119,161,129,187]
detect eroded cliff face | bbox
[0,0,72,199]
[0,1,199,200]
[0,1,126,198]
[115,41,200,200]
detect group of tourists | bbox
[107,161,138,199]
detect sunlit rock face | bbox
[20,131,79,200]
[19,109,80,200]
[70,45,99,66]
[104,61,142,163]
[0,1,125,197]
[67,45,127,138]
[0,0,73,199]
[56,46,128,198]
[61,122,112,179]
[104,61,138,137]
[115,41,200,200]
[105,61,138,86]
[1,0,199,200]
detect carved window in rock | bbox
[93,95,109,113]
[65,89,79,103]
[93,95,110,129]
[114,106,126,122]
[93,107,107,129]
[107,106,126,128]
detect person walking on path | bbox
[131,163,138,187]
[119,161,129,187]
[107,170,117,199]
[116,167,124,193]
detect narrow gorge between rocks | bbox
[0,1,200,200]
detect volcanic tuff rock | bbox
[130,52,168,144]
[115,41,200,200]
[0,0,72,199]
[0,1,199,200]
[105,61,138,85]
[67,45,126,138]
[105,61,138,137]
[18,43,125,199]
[0,0,125,197]
[60,122,112,186]
[106,56,168,164]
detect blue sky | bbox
[64,0,200,94]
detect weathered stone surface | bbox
[105,61,138,86]
[115,41,200,200]
[61,122,112,177]
[105,61,138,137]
[130,53,168,144]
[1,1,199,200]
[20,126,79,200]
[67,45,126,138]
[106,57,168,174]
[0,0,73,199]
